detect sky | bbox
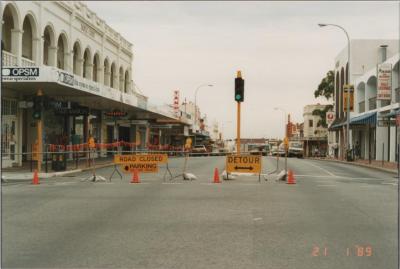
[85,1,399,139]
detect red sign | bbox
[104,110,127,117]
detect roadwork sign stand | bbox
[109,164,123,181]
[162,162,174,181]
[226,154,262,183]
[82,148,107,182]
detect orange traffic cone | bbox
[130,169,140,183]
[32,169,40,185]
[286,170,296,185]
[213,168,220,183]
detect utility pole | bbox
[37,89,43,172]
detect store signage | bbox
[226,154,261,173]
[343,84,354,112]
[326,111,335,126]
[57,71,74,86]
[104,110,128,117]
[130,120,148,125]
[54,106,89,116]
[377,63,392,100]
[2,67,39,81]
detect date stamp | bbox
[312,245,373,257]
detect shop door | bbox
[2,115,17,167]
[119,126,130,151]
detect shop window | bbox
[2,99,17,115]
[309,119,313,127]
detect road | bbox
[2,156,398,269]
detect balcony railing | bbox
[358,101,365,113]
[2,50,17,66]
[368,97,377,110]
[21,57,35,67]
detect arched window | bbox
[83,48,92,79]
[110,62,116,88]
[119,66,124,91]
[22,16,33,60]
[57,34,68,70]
[43,25,55,66]
[104,58,110,86]
[93,53,100,82]
[73,41,82,75]
[124,70,129,93]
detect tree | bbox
[312,104,334,128]
[314,70,334,100]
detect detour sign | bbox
[226,154,261,173]
[114,154,168,164]
[121,163,158,173]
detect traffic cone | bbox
[286,170,296,185]
[130,169,140,184]
[213,168,220,183]
[32,169,40,185]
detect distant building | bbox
[303,104,329,157]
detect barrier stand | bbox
[162,162,174,182]
[83,147,107,182]
[109,164,123,181]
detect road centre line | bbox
[304,161,337,177]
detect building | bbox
[286,114,303,140]
[328,39,399,161]
[303,104,329,157]
[1,1,183,167]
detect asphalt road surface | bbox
[2,156,398,269]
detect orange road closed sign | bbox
[114,154,168,164]
[121,163,159,173]
[226,154,261,173]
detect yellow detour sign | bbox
[121,163,158,173]
[226,154,262,173]
[114,154,168,164]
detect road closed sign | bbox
[114,154,168,164]
[121,163,159,173]
[226,154,261,173]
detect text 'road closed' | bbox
[226,155,261,173]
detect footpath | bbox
[308,157,399,175]
[1,156,115,182]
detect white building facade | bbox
[1,1,178,167]
[329,39,399,162]
[303,104,329,157]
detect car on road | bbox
[288,141,304,158]
[190,145,208,156]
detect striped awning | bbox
[382,109,400,118]
[350,111,377,125]
[328,118,346,130]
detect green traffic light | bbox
[235,94,241,100]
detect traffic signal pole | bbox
[237,101,241,154]
[37,89,43,172]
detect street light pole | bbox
[319,23,351,160]
[194,84,213,145]
[274,107,287,174]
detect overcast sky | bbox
[85,1,399,139]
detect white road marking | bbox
[305,161,337,177]
[253,217,263,221]
[381,182,398,186]
[317,184,337,187]
[162,182,183,185]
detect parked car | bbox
[190,145,208,156]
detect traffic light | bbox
[32,96,43,120]
[235,71,244,102]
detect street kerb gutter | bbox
[307,157,398,175]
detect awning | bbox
[329,118,346,130]
[350,111,376,125]
[382,109,400,118]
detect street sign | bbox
[121,163,158,173]
[114,154,168,164]
[378,119,396,127]
[343,84,354,112]
[326,111,335,126]
[88,136,95,148]
[377,63,392,100]
[283,137,289,149]
[226,154,261,173]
